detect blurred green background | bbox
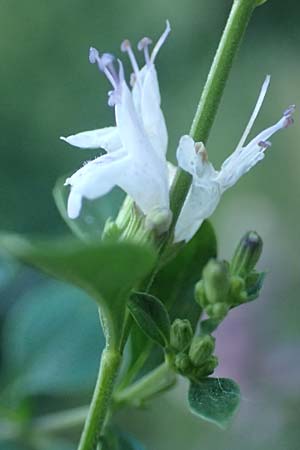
[0,0,299,449]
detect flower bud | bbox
[194,355,219,378]
[230,231,263,277]
[189,335,215,367]
[170,319,193,352]
[174,352,191,373]
[202,259,230,304]
[206,302,229,321]
[194,280,208,307]
[228,276,247,305]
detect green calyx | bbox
[189,335,215,367]
[170,319,193,352]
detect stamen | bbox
[258,140,272,149]
[283,104,296,117]
[151,20,171,63]
[283,105,296,128]
[89,47,118,90]
[137,37,152,65]
[121,39,140,82]
[236,75,271,151]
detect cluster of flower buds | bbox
[170,319,218,380]
[195,231,264,321]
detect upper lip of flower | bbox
[60,22,172,226]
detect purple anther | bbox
[121,39,131,52]
[258,140,272,149]
[89,47,99,64]
[137,37,152,51]
[138,37,152,65]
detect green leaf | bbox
[0,234,156,347]
[128,292,170,347]
[1,281,104,398]
[152,220,217,326]
[53,175,124,242]
[188,378,241,429]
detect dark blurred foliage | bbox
[0,0,300,449]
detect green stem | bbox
[77,347,121,450]
[114,362,176,408]
[169,0,258,225]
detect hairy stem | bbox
[77,347,121,450]
[169,0,258,226]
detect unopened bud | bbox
[228,276,247,305]
[174,352,191,373]
[170,319,193,352]
[189,335,215,367]
[230,231,263,277]
[194,280,208,307]
[202,259,230,304]
[206,302,229,321]
[194,355,219,378]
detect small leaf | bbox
[152,220,217,326]
[0,234,156,347]
[128,292,170,347]
[188,378,241,429]
[53,175,124,242]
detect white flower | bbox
[61,22,172,230]
[174,76,295,243]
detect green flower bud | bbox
[189,335,215,367]
[194,280,208,307]
[206,302,229,321]
[194,355,219,378]
[174,352,191,373]
[202,259,230,304]
[170,319,193,352]
[228,276,247,305]
[230,231,263,277]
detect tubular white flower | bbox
[61,22,171,228]
[174,76,295,243]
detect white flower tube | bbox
[175,76,295,243]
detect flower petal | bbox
[115,80,170,215]
[60,127,121,152]
[140,65,168,157]
[176,135,200,176]
[65,149,129,218]
[174,182,221,243]
[218,107,295,191]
